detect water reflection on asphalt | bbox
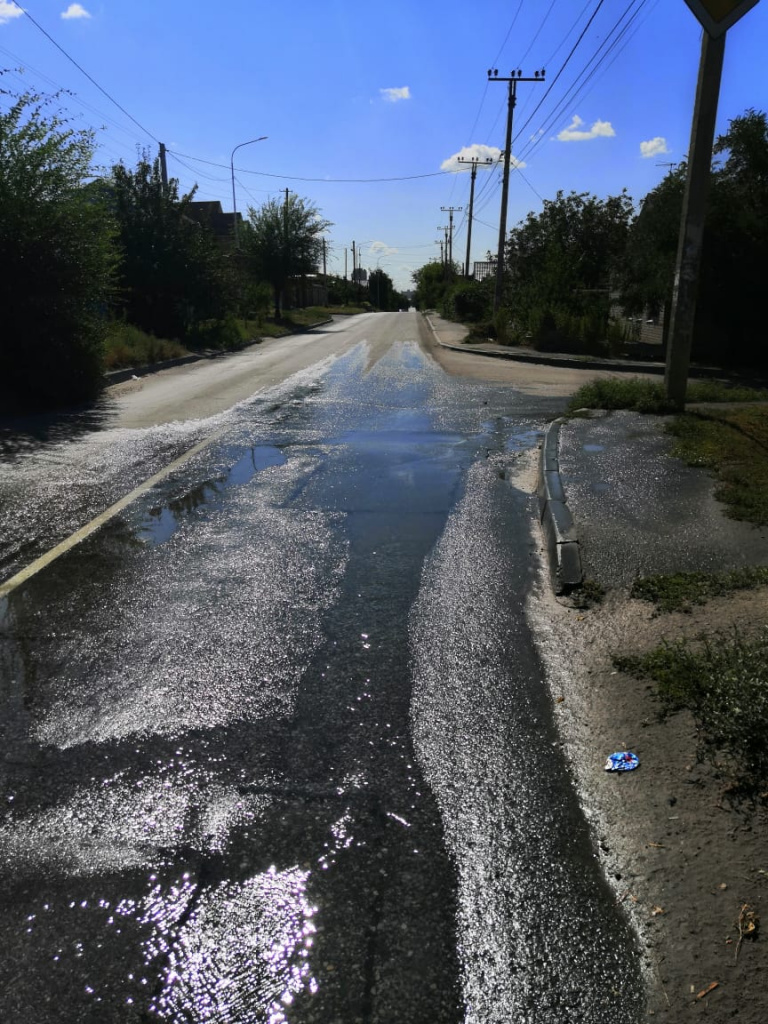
[0,334,643,1022]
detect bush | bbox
[190,316,248,351]
[104,323,188,369]
[442,280,493,323]
[0,83,117,407]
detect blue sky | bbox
[1,0,767,290]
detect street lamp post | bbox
[230,136,267,247]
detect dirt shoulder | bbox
[528,582,768,1021]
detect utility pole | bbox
[322,238,327,305]
[352,240,358,302]
[159,143,168,190]
[437,226,449,275]
[344,248,348,281]
[458,156,493,278]
[440,206,463,270]
[487,68,546,314]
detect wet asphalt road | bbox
[0,315,644,1022]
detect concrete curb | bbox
[537,417,583,595]
[423,313,732,379]
[104,318,335,386]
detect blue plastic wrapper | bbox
[604,751,639,772]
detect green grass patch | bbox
[667,408,768,525]
[571,578,606,608]
[253,306,367,339]
[566,376,768,415]
[615,631,768,786]
[104,323,189,370]
[632,567,768,613]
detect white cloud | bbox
[556,115,616,142]
[640,136,670,158]
[380,86,410,103]
[0,1,24,25]
[440,144,520,173]
[61,3,91,19]
[369,241,398,257]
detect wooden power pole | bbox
[487,68,546,314]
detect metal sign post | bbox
[665,0,760,407]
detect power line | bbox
[11,0,159,144]
[517,0,559,66]
[490,0,526,68]
[517,0,648,164]
[511,0,609,147]
[167,151,450,183]
[542,0,593,68]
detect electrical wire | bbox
[11,0,159,144]
[490,0,526,69]
[510,0,609,148]
[517,0,648,164]
[167,151,450,183]
[517,0,559,67]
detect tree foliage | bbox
[368,268,403,310]
[412,260,458,310]
[0,82,117,406]
[245,195,330,316]
[506,189,633,350]
[619,109,768,365]
[108,155,233,340]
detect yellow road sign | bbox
[684,0,760,36]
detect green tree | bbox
[412,260,457,310]
[245,195,330,317]
[368,268,396,310]
[619,166,685,321]
[506,190,633,349]
[706,109,768,357]
[108,154,233,339]
[619,110,768,366]
[0,82,117,407]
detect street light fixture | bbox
[230,136,267,247]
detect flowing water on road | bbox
[0,328,643,1022]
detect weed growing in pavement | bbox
[632,567,768,614]
[614,629,768,787]
[570,578,606,608]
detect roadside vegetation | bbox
[631,566,768,614]
[104,324,189,370]
[413,109,768,375]
[1,74,402,411]
[615,630,768,788]
[667,407,768,525]
[565,377,768,415]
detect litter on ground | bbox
[604,751,639,772]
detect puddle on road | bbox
[582,443,605,453]
[137,444,286,546]
[505,428,544,452]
